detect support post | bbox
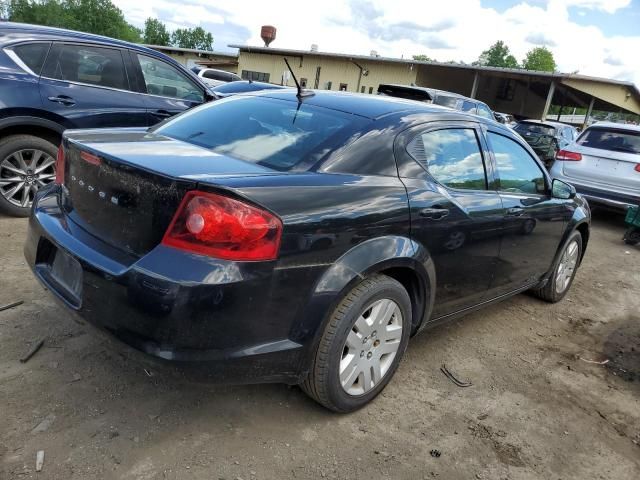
[542,81,556,121]
[470,71,479,98]
[583,97,594,130]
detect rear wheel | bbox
[301,274,412,412]
[0,135,58,217]
[531,230,582,303]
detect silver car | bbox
[550,122,640,210]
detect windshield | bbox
[154,96,367,171]
[577,127,640,154]
[515,123,555,136]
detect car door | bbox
[485,129,568,295]
[129,52,205,125]
[396,122,503,318]
[38,42,147,128]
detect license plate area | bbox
[36,239,83,308]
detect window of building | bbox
[407,128,487,190]
[360,86,365,93]
[241,70,270,82]
[339,83,348,91]
[488,132,546,194]
[300,78,308,88]
[496,78,515,101]
[325,81,332,90]
[369,87,373,94]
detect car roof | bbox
[249,90,497,121]
[587,121,640,132]
[0,22,161,56]
[518,119,568,129]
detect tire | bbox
[530,230,582,303]
[301,274,412,413]
[623,227,640,246]
[0,134,58,217]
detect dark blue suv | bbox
[0,22,214,216]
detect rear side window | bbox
[407,128,487,190]
[461,100,477,114]
[12,43,50,75]
[43,44,128,90]
[476,104,493,119]
[154,96,367,171]
[577,128,640,154]
[488,132,546,195]
[433,95,461,110]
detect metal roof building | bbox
[230,45,640,126]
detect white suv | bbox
[191,67,241,87]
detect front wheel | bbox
[301,274,412,412]
[531,230,582,303]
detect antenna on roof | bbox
[283,58,314,100]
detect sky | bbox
[112,0,640,87]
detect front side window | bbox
[154,96,367,171]
[407,128,487,190]
[488,132,546,195]
[461,100,477,114]
[46,44,128,90]
[137,54,203,102]
[577,127,640,154]
[12,42,50,75]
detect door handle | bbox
[507,207,524,216]
[419,207,450,220]
[154,109,172,118]
[47,95,75,106]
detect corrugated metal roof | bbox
[144,44,237,58]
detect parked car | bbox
[494,112,516,126]
[514,120,578,168]
[211,80,286,98]
[191,66,241,87]
[0,22,214,216]
[377,84,496,120]
[25,90,590,412]
[550,121,640,210]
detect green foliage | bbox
[171,26,213,50]
[412,54,432,62]
[143,17,170,46]
[522,46,556,72]
[476,40,519,68]
[6,0,141,42]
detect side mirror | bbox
[552,179,576,199]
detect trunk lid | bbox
[61,129,278,256]
[562,144,640,191]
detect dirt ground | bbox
[0,211,639,480]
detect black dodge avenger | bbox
[25,90,590,412]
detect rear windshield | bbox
[577,127,640,154]
[154,96,367,171]
[514,123,555,136]
[203,70,241,82]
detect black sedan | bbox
[514,120,578,168]
[25,90,590,412]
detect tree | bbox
[6,0,141,42]
[522,46,556,72]
[171,26,213,50]
[476,40,519,68]
[143,17,170,45]
[412,54,432,62]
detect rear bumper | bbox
[24,187,310,384]
[551,170,639,211]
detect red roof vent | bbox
[261,25,276,47]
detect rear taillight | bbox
[162,191,282,261]
[556,149,582,161]
[635,164,640,173]
[55,144,65,184]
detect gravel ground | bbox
[1,210,639,480]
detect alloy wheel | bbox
[339,298,403,396]
[555,239,579,294]
[0,149,56,208]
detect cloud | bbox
[112,0,640,88]
[603,55,624,66]
[525,32,557,46]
